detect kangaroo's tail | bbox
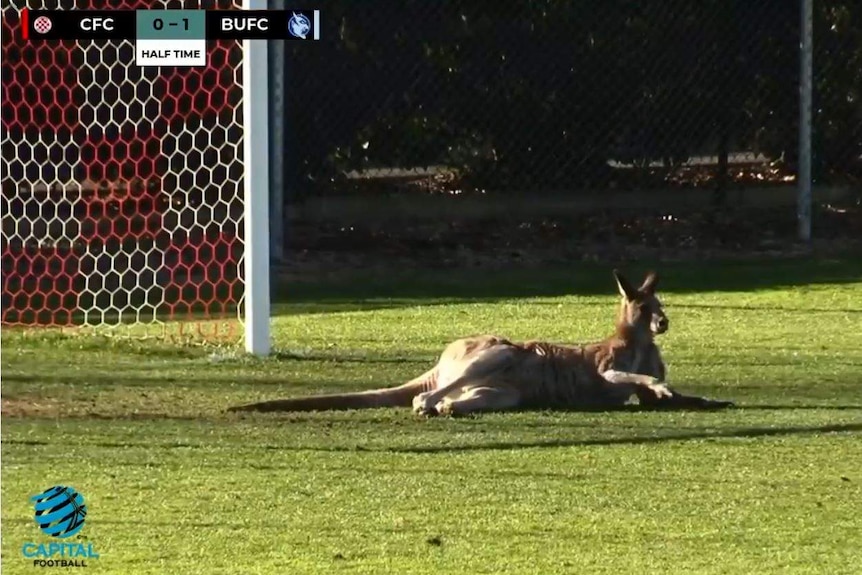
[227,368,438,413]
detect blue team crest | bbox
[288,12,311,39]
[31,486,88,538]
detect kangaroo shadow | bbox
[381,422,862,454]
[532,402,862,413]
[734,404,862,411]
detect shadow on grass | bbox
[673,303,862,314]
[381,422,862,454]
[271,351,429,365]
[0,370,420,389]
[736,404,862,411]
[273,257,862,316]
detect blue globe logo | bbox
[31,485,87,538]
[288,12,310,39]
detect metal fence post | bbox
[268,0,286,262]
[798,0,813,242]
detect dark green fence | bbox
[278,0,860,199]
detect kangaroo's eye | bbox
[638,302,654,314]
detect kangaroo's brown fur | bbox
[228,270,733,416]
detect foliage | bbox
[283,0,861,195]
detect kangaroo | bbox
[228,270,733,416]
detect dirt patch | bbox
[1,396,65,418]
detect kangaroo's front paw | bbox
[646,382,674,400]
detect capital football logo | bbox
[22,485,100,567]
[30,485,87,538]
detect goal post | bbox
[242,0,271,355]
[1,0,271,355]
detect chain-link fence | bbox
[813,1,862,186]
[279,0,859,202]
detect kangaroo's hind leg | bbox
[435,386,522,417]
[413,345,519,416]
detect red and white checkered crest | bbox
[33,16,52,34]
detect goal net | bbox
[2,0,251,343]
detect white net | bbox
[1,0,246,341]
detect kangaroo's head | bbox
[613,269,668,337]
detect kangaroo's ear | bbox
[639,271,659,295]
[613,269,639,301]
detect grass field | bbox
[2,258,862,574]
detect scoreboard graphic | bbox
[21,8,320,66]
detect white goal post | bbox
[242,0,271,356]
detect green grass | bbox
[2,258,862,574]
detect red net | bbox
[1,1,245,340]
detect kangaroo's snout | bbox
[652,315,669,334]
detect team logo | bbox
[288,12,310,39]
[31,485,87,538]
[33,16,53,34]
[22,486,100,567]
